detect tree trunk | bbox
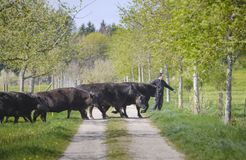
[19,68,26,92]
[61,72,64,87]
[141,65,144,82]
[131,65,135,82]
[193,66,200,114]
[29,77,35,93]
[164,64,170,102]
[244,98,246,118]
[148,53,151,82]
[218,92,223,117]
[52,75,55,90]
[138,63,141,82]
[224,54,233,124]
[178,61,183,109]
[2,69,9,92]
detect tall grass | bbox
[0,112,82,160]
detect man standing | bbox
[151,73,175,111]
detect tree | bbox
[85,21,95,35]
[79,23,86,36]
[0,0,74,91]
[99,20,107,35]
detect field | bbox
[149,68,246,160]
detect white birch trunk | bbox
[29,77,35,93]
[131,65,135,82]
[178,60,183,109]
[52,75,55,90]
[224,54,233,124]
[193,66,200,114]
[19,69,26,92]
[164,64,170,102]
[138,63,141,82]
[148,53,151,82]
[141,65,144,82]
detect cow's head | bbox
[86,91,100,107]
[135,94,148,110]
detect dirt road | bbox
[125,106,184,160]
[59,108,107,160]
[59,106,184,160]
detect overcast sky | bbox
[49,0,131,29]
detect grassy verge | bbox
[149,103,246,160]
[0,111,82,160]
[105,118,131,160]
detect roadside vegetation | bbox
[150,104,246,160]
[0,112,82,160]
[149,68,246,160]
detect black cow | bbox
[66,83,110,119]
[0,92,39,123]
[124,82,156,113]
[74,83,148,119]
[33,87,94,122]
[107,82,156,117]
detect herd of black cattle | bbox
[0,82,157,123]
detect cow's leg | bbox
[141,97,150,113]
[5,116,9,123]
[103,105,110,118]
[23,116,29,122]
[141,103,149,113]
[41,112,47,122]
[14,116,19,123]
[97,105,107,119]
[67,109,71,119]
[33,110,42,122]
[115,107,125,118]
[136,106,143,118]
[0,115,4,124]
[79,109,89,120]
[25,114,33,123]
[111,110,118,114]
[89,106,94,119]
[123,106,128,118]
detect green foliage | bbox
[0,112,81,160]
[0,0,74,77]
[78,21,96,36]
[113,0,245,80]
[79,32,108,59]
[108,28,151,79]
[80,59,117,83]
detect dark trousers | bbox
[152,95,163,111]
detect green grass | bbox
[105,118,131,160]
[151,105,246,160]
[0,84,50,92]
[148,68,246,160]
[0,112,82,160]
[149,103,246,160]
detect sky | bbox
[50,0,131,29]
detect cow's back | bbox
[36,88,90,111]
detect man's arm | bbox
[162,80,174,91]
